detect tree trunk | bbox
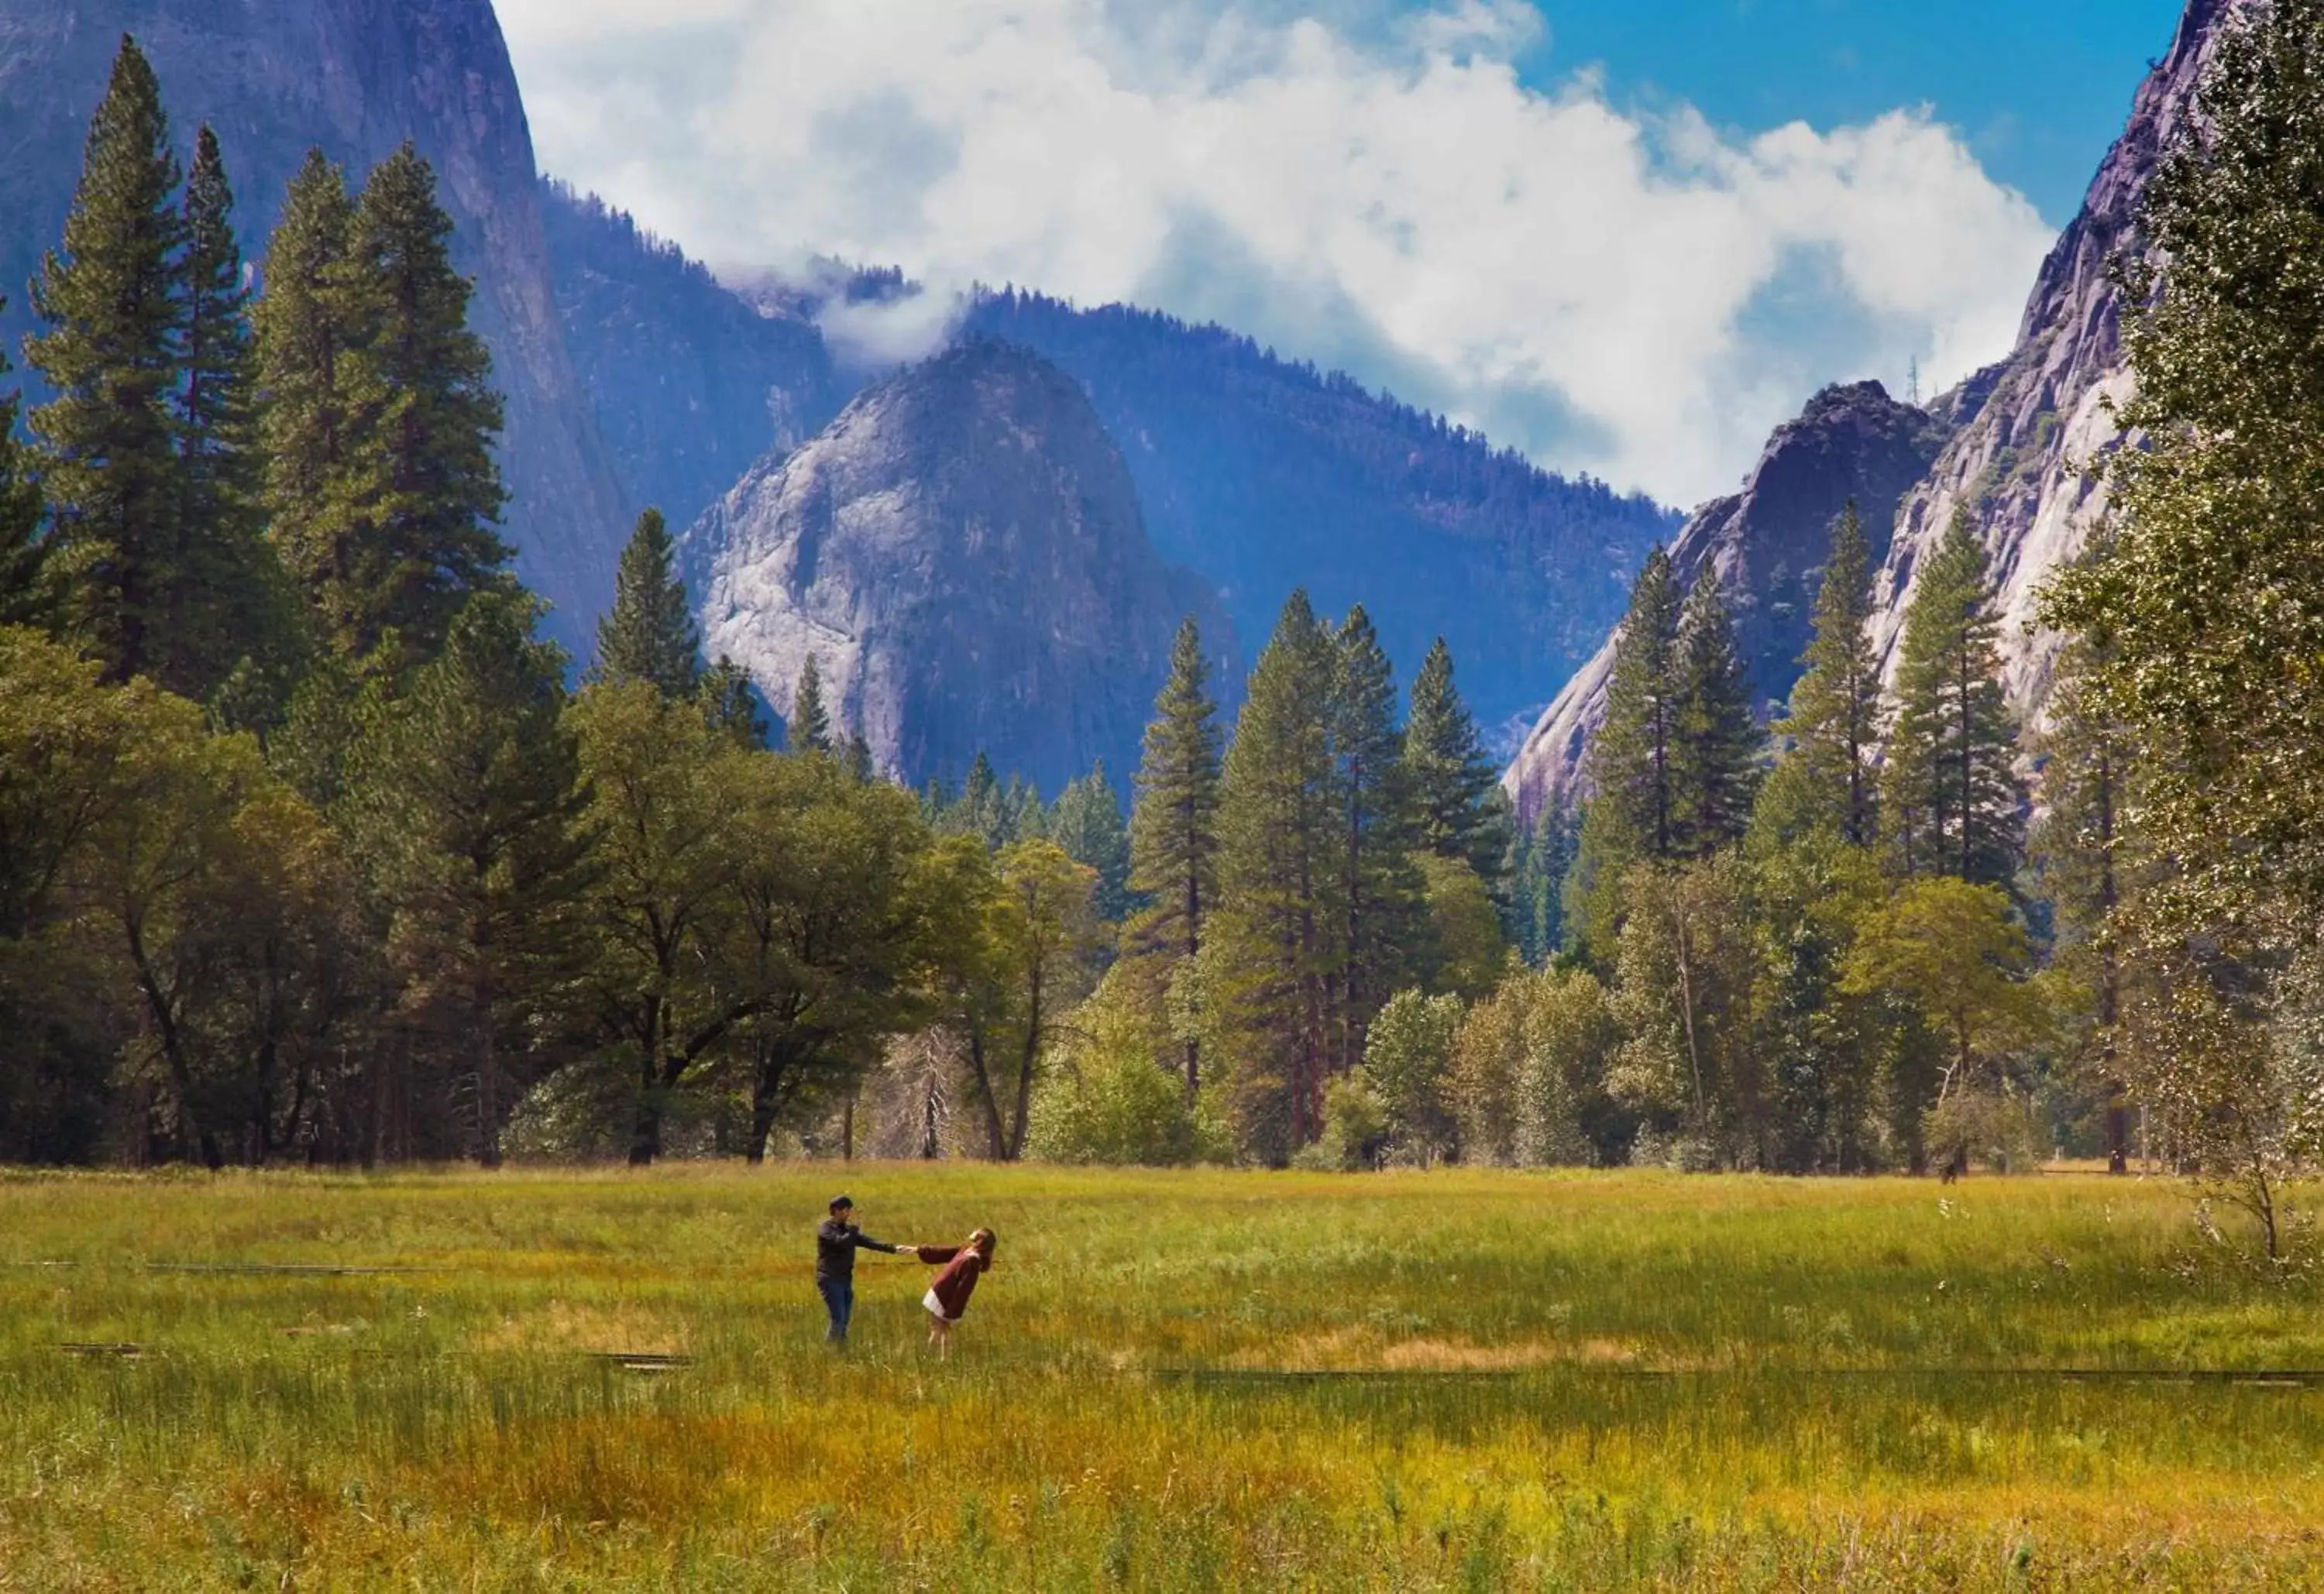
[748,1094,777,1165]
[628,1074,663,1166]
[475,980,502,1170]
[967,1029,1009,1160]
[1009,983,1042,1162]
[125,916,223,1171]
[1673,903,1708,1130]
[628,997,665,1166]
[1183,868,1202,1103]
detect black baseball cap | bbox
[829,1194,854,1212]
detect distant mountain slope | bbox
[690,341,1230,792]
[0,0,629,648]
[959,290,1679,737]
[1508,381,1955,819]
[540,181,843,541]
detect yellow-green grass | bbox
[2,1166,2322,1589]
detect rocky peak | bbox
[0,0,629,647]
[1505,379,1947,821]
[1504,0,2238,821]
[691,339,1230,791]
[1866,0,2236,707]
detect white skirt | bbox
[923,1288,957,1323]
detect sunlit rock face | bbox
[692,339,1230,791]
[1863,0,2234,712]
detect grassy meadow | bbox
[3,1165,2322,1590]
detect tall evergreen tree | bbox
[1332,604,1422,1073]
[1563,548,1683,961]
[843,730,875,783]
[255,149,356,634]
[348,591,595,1166]
[789,653,833,751]
[593,508,698,697]
[172,123,282,704]
[1215,591,1340,1157]
[325,143,511,665]
[1669,571,1758,856]
[698,654,768,748]
[1882,510,2022,886]
[25,34,186,685]
[1052,761,1135,923]
[0,331,49,630]
[1128,617,1224,1099]
[1778,503,1882,846]
[1508,795,1577,966]
[1591,548,1686,860]
[1406,636,1511,888]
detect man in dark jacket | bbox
[815,1194,909,1345]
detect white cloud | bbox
[497,0,2054,510]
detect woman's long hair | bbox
[971,1228,996,1261]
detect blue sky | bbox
[500,0,2187,507]
[1508,0,2185,225]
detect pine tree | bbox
[593,508,699,697]
[1882,509,2022,886]
[1406,636,1511,888]
[349,590,595,1166]
[698,654,768,748]
[1128,617,1224,1099]
[0,332,48,630]
[326,143,511,666]
[1508,795,1577,966]
[789,653,832,751]
[1051,761,1135,922]
[1563,548,1683,960]
[1592,548,1685,860]
[25,34,186,685]
[255,149,356,635]
[1669,571,1758,856]
[1777,503,1881,846]
[173,123,284,704]
[1332,604,1422,1072]
[1215,591,1340,1157]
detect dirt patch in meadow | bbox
[1236,1326,1669,1372]
[474,1299,688,1357]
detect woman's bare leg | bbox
[928,1314,947,1355]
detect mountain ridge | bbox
[1505,0,2231,815]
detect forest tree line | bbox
[9,10,2324,1252]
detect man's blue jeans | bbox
[819,1277,854,1344]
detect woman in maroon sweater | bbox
[911,1229,996,1357]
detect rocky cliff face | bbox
[0,0,628,648]
[691,341,1229,792]
[1507,381,1951,819]
[1504,0,2234,818]
[1862,0,2233,709]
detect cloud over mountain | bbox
[497,0,2054,509]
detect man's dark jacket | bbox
[816,1218,900,1282]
